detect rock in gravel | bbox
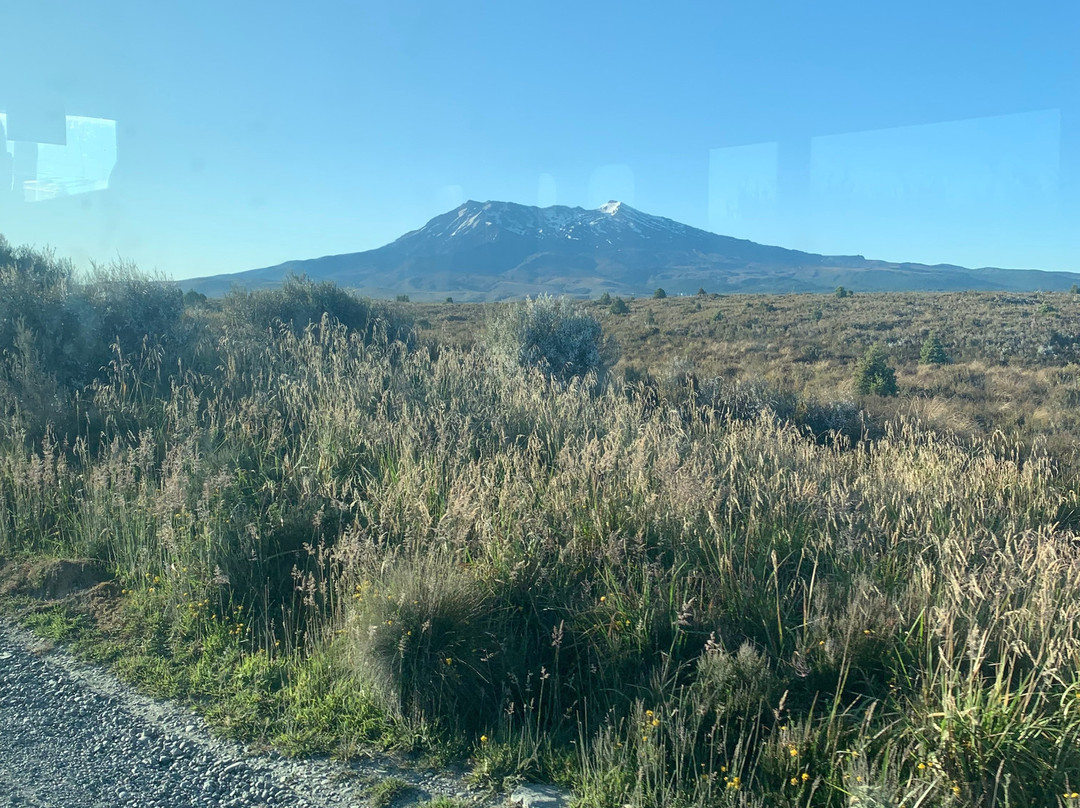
[509,783,572,808]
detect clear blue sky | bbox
[1,0,1077,279]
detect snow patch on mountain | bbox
[413,200,692,245]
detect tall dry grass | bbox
[1,315,1079,806]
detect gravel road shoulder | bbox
[0,620,511,808]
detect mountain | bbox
[183,200,1080,299]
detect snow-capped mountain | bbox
[381,199,815,265]
[406,200,695,244]
[183,200,1080,300]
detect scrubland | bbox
[3,238,1080,806]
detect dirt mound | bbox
[0,557,114,601]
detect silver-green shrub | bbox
[485,294,610,382]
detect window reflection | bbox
[0,113,117,203]
[708,142,779,240]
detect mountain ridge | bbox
[183,200,1080,300]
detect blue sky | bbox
[1,0,1077,279]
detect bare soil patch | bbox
[0,556,120,625]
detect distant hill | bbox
[183,200,1080,300]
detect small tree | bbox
[696,287,707,296]
[919,332,950,365]
[609,297,630,315]
[854,345,897,396]
[598,291,612,305]
[653,287,667,299]
[834,286,852,299]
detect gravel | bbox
[0,622,514,808]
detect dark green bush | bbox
[854,345,898,396]
[919,332,950,365]
[183,289,208,307]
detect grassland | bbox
[414,291,1080,465]
[3,244,1080,807]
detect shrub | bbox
[834,286,852,298]
[183,289,208,307]
[653,287,667,299]
[919,332,950,365]
[0,245,188,393]
[223,275,411,345]
[0,242,79,383]
[1041,330,1080,363]
[80,260,186,359]
[694,640,778,721]
[696,287,707,296]
[620,364,653,388]
[598,292,612,305]
[486,295,610,382]
[609,297,630,315]
[854,345,898,396]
